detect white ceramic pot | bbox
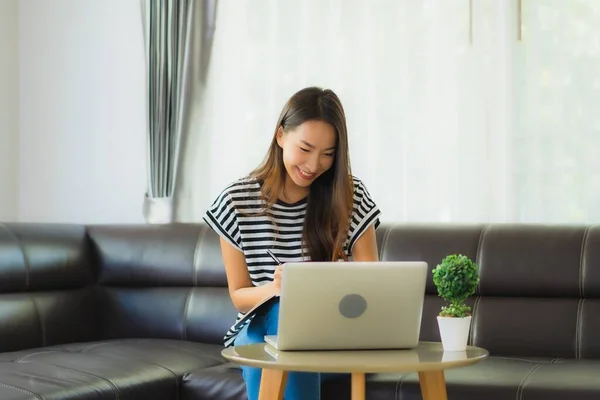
[441,350,467,362]
[437,316,472,351]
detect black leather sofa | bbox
[0,222,598,399]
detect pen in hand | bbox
[267,249,283,296]
[266,249,282,265]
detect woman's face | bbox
[276,119,337,193]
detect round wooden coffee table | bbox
[222,341,488,400]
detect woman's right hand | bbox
[272,264,283,295]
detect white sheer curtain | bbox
[513,0,600,223]
[176,0,600,225]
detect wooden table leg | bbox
[258,369,288,400]
[418,370,447,400]
[351,372,366,400]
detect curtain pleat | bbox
[141,0,216,223]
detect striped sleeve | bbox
[203,186,243,251]
[347,178,382,253]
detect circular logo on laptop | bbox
[339,294,367,318]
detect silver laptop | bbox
[264,261,427,351]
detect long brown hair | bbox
[249,87,354,261]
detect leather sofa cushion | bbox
[580,299,600,358]
[96,286,238,345]
[582,226,600,296]
[376,224,483,295]
[89,224,227,287]
[182,363,247,400]
[472,297,579,358]
[367,357,559,400]
[0,223,93,292]
[0,289,98,353]
[89,224,239,346]
[0,339,230,399]
[0,223,99,354]
[477,225,585,297]
[522,359,600,400]
[0,361,120,400]
[393,358,600,400]
[181,364,352,400]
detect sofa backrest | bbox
[0,223,98,352]
[377,223,600,359]
[2,221,598,358]
[88,223,238,345]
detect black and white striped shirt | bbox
[203,175,381,347]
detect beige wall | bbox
[17,0,147,223]
[0,0,18,222]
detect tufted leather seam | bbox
[516,363,542,400]
[135,359,180,396]
[576,298,585,359]
[80,342,115,353]
[474,225,487,296]
[28,295,46,347]
[490,356,542,363]
[0,381,43,400]
[156,342,225,364]
[192,225,209,287]
[14,350,60,363]
[0,225,47,346]
[181,288,194,341]
[468,296,481,346]
[17,360,120,400]
[579,226,590,299]
[0,223,30,289]
[395,373,411,400]
[81,341,183,378]
[143,362,180,395]
[82,340,227,366]
[92,350,181,378]
[98,355,181,395]
[66,350,180,396]
[378,225,392,261]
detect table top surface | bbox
[221,341,489,373]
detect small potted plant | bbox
[432,254,479,351]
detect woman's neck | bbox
[279,177,308,204]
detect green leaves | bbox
[438,303,472,318]
[432,254,479,318]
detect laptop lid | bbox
[272,261,428,351]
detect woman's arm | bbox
[351,224,379,262]
[219,237,278,313]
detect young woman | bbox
[203,87,381,400]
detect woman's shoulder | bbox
[207,175,262,209]
[204,177,262,250]
[351,175,372,197]
[215,176,262,198]
[349,174,380,214]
